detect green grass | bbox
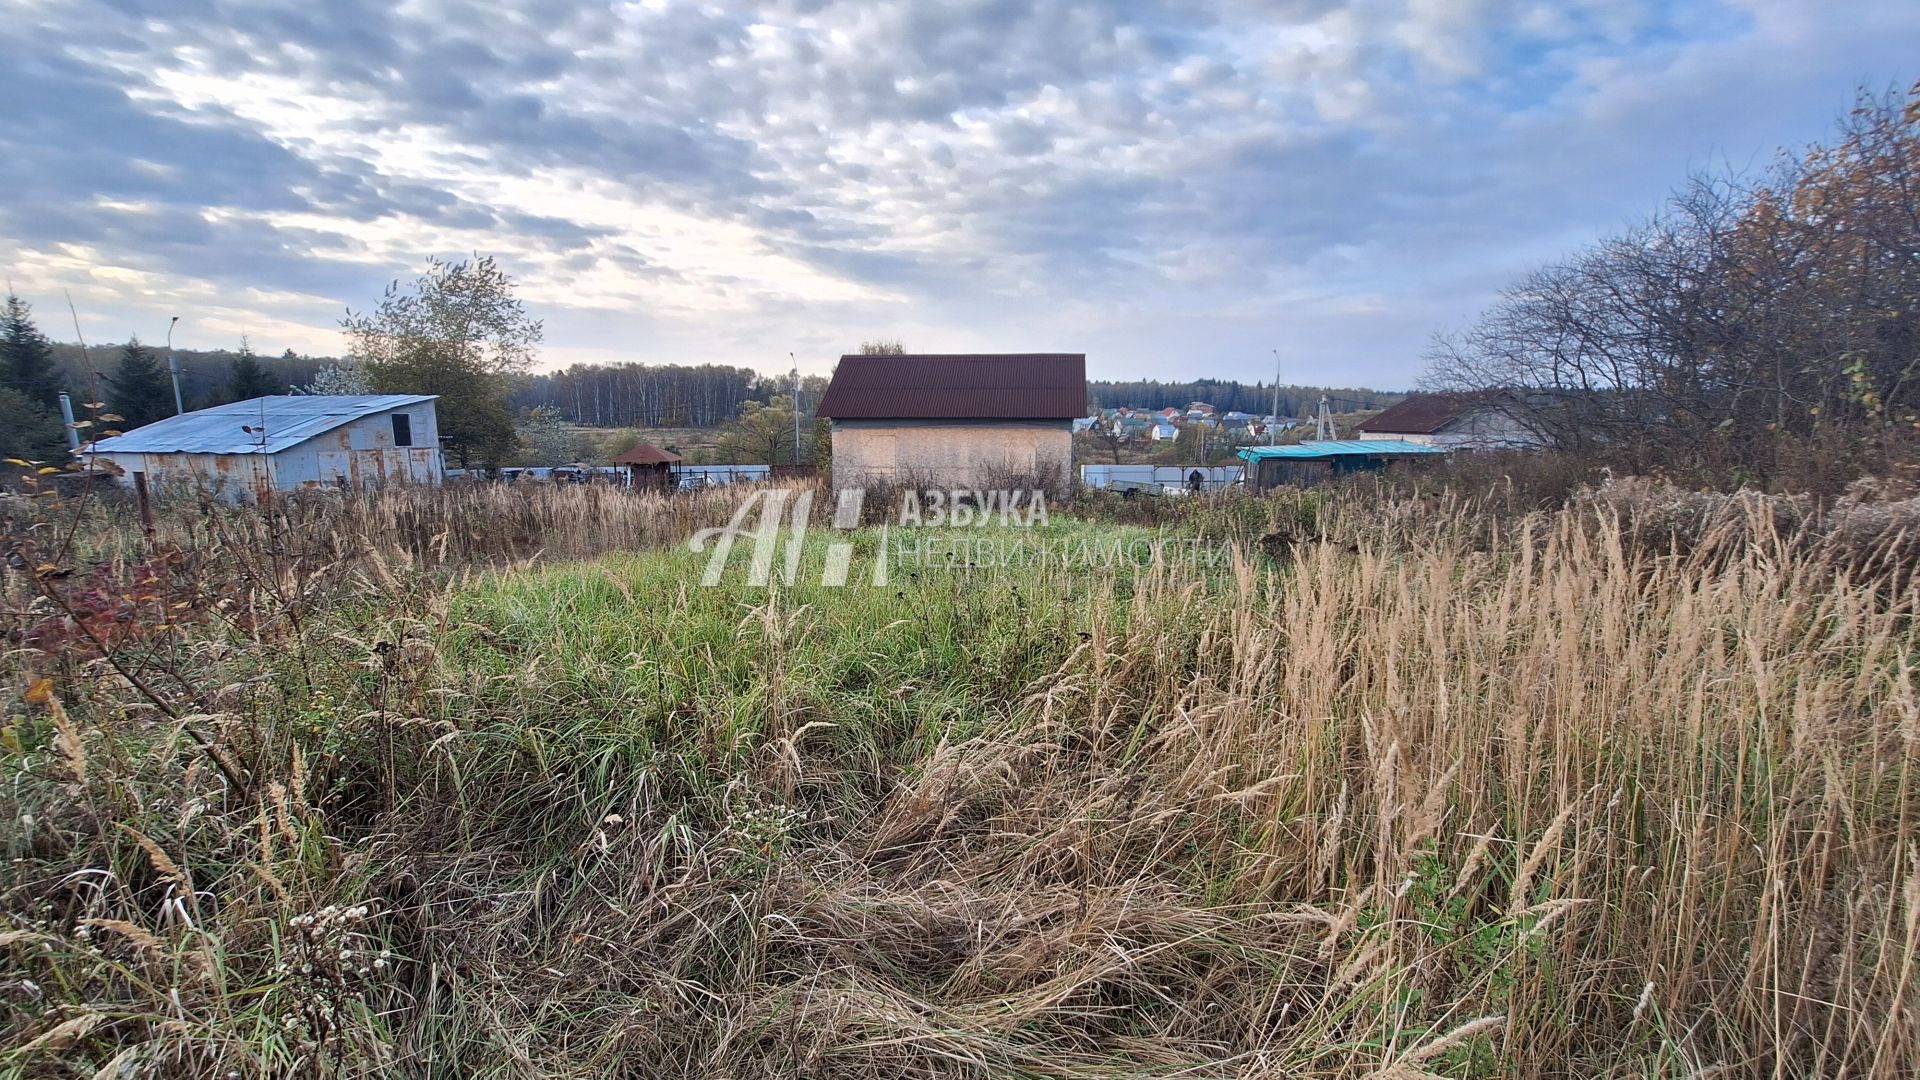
[430,519,1211,815]
[6,484,1918,1078]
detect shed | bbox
[1238,440,1444,489]
[817,353,1085,493]
[612,443,683,489]
[83,395,442,502]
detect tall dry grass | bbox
[3,480,779,570]
[2,481,1916,1077]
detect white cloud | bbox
[0,0,1914,386]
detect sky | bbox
[1,1,1914,388]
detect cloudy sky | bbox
[2,1,1914,387]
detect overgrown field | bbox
[3,481,1917,1077]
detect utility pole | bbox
[165,316,184,415]
[1269,348,1282,445]
[790,353,801,465]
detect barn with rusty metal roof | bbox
[818,353,1085,493]
[82,394,443,502]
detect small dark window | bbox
[391,414,413,447]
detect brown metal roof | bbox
[817,353,1087,420]
[612,443,683,466]
[1355,393,1481,435]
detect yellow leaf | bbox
[34,563,58,574]
[83,401,105,409]
[98,413,124,423]
[24,679,54,706]
[4,458,30,466]
[70,420,92,429]
[36,467,59,475]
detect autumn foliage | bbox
[1429,84,1920,488]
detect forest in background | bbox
[46,342,325,412]
[37,341,1404,428]
[1086,379,1399,417]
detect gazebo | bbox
[612,443,683,489]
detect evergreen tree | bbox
[107,338,175,429]
[226,341,283,401]
[0,388,69,464]
[0,294,61,410]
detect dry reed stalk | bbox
[6,481,1919,1076]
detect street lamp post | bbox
[165,316,184,415]
[1269,348,1282,445]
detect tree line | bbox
[1088,379,1402,417]
[43,342,327,411]
[503,343,897,429]
[1427,84,1920,485]
[509,364,789,428]
[0,299,325,463]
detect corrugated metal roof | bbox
[1239,440,1447,461]
[817,354,1086,419]
[87,395,436,455]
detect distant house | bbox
[1114,417,1152,440]
[817,352,1086,492]
[83,395,442,502]
[1355,393,1542,450]
[1150,419,1180,441]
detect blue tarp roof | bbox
[1238,440,1446,461]
[88,395,436,455]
